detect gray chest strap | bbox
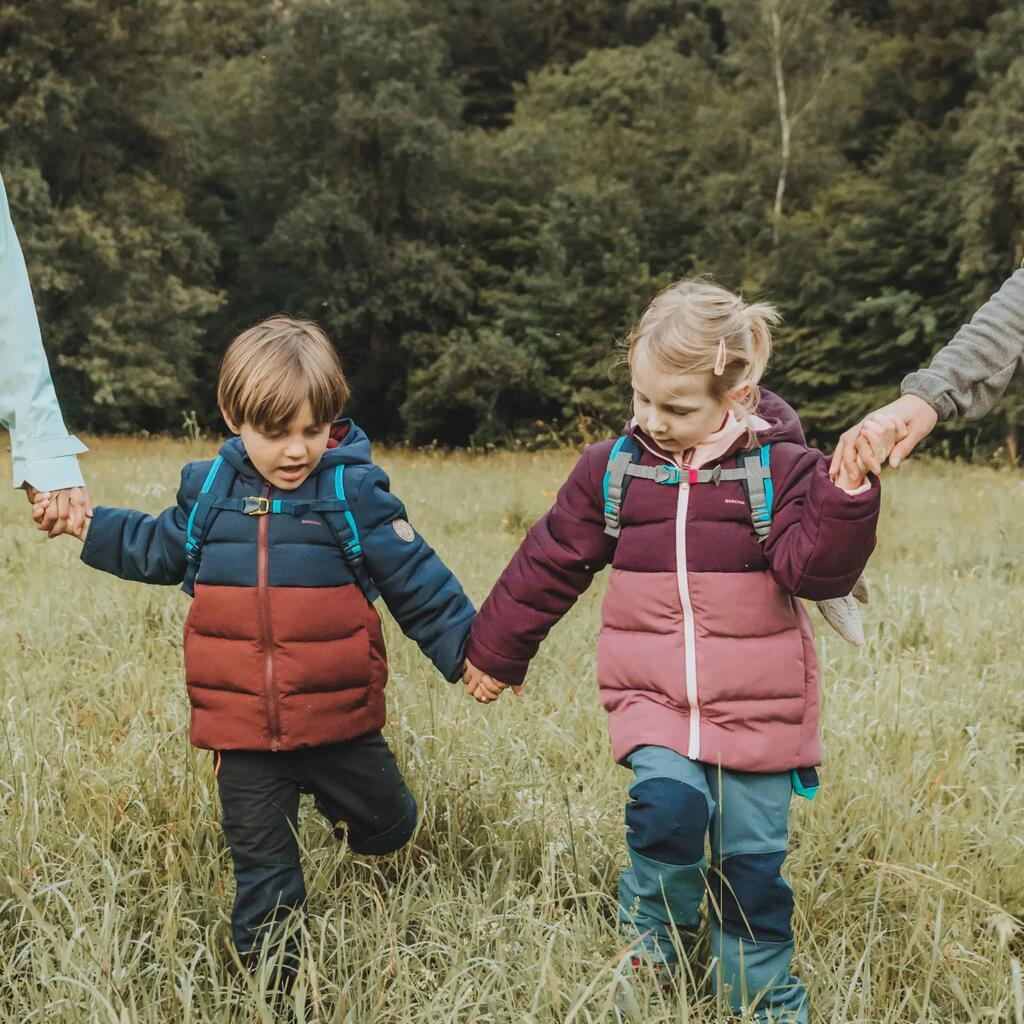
[603,452,772,540]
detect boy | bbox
[39,316,474,982]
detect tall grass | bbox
[1,438,1021,1022]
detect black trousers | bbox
[214,731,418,960]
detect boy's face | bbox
[223,399,332,490]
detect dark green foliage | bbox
[0,0,223,431]
[1,0,1021,451]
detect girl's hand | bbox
[462,658,520,704]
[834,414,900,491]
[852,413,900,476]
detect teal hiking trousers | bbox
[618,745,809,1023]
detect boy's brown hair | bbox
[217,317,350,432]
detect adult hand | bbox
[23,484,92,538]
[829,395,938,481]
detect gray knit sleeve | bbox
[901,264,1024,420]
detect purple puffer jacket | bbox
[468,391,880,773]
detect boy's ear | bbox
[220,408,240,435]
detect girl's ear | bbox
[728,382,752,405]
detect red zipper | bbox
[257,482,281,750]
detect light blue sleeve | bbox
[0,172,87,490]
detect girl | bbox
[463,280,895,1022]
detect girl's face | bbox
[630,348,737,454]
[223,398,332,490]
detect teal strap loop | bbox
[761,444,774,516]
[185,456,224,555]
[334,465,362,559]
[791,767,819,800]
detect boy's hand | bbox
[25,484,93,538]
[462,658,520,704]
[32,490,91,542]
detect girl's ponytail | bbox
[735,301,780,424]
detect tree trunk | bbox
[769,0,790,247]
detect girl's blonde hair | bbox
[624,279,780,438]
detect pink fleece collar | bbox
[629,411,770,468]
[686,411,770,468]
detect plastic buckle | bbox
[654,465,681,485]
[243,496,271,516]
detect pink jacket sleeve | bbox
[467,443,616,686]
[762,443,881,600]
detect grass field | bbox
[1,437,1022,1023]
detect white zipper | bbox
[675,475,700,759]
[632,430,702,758]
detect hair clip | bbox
[713,337,727,376]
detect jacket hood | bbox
[750,390,807,446]
[216,418,374,482]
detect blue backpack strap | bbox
[183,456,234,595]
[603,435,643,538]
[314,464,379,601]
[736,444,774,542]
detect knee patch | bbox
[712,851,794,943]
[625,778,709,865]
[348,788,418,855]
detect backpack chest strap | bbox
[209,496,349,517]
[623,462,766,487]
[207,493,364,566]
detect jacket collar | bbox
[629,410,771,469]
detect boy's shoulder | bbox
[177,458,224,502]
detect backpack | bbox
[181,457,378,600]
[602,434,774,541]
[600,434,868,653]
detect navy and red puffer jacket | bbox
[81,421,474,752]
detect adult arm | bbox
[901,265,1024,421]
[0,173,88,494]
[831,265,1024,477]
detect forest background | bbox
[2,0,1022,455]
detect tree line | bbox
[2,0,1021,453]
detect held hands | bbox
[27,486,92,541]
[830,394,938,483]
[463,658,521,704]
[833,413,901,491]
